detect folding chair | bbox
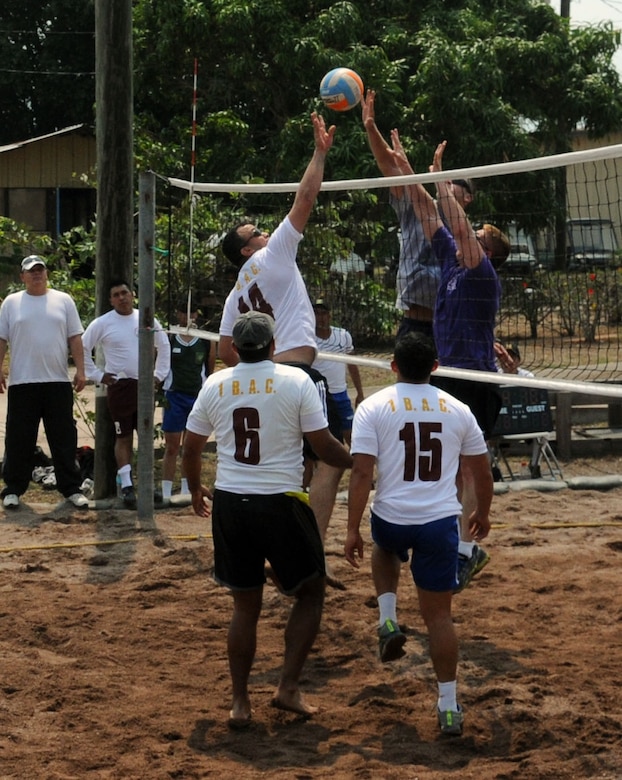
[488,385,563,481]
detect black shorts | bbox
[211,489,326,595]
[283,362,343,459]
[431,376,501,439]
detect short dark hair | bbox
[393,332,437,382]
[109,278,132,294]
[236,343,272,363]
[176,296,198,313]
[482,224,511,269]
[452,178,476,197]
[222,221,253,268]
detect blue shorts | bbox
[370,511,460,592]
[162,390,197,433]
[331,389,355,432]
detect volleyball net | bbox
[157,140,622,400]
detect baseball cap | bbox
[232,311,275,350]
[312,299,330,311]
[21,255,47,271]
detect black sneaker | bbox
[377,618,406,662]
[121,486,137,509]
[454,544,490,593]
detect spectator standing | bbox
[161,298,215,498]
[0,255,88,509]
[82,280,170,508]
[311,299,364,445]
[345,332,493,736]
[183,312,352,728]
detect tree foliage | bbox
[132,0,622,186]
[0,0,95,144]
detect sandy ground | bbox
[1,457,621,779]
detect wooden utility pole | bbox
[94,0,134,498]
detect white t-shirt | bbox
[351,382,487,525]
[0,289,83,385]
[219,217,317,359]
[82,308,170,383]
[313,326,354,394]
[186,361,327,494]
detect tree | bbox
[0,0,95,144]
[132,0,622,187]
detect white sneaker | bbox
[67,492,89,508]
[3,493,19,508]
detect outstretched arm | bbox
[390,129,443,243]
[288,112,336,233]
[432,141,482,268]
[362,90,404,195]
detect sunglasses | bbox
[240,228,262,248]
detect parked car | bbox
[567,218,619,270]
[500,224,539,276]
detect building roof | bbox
[0,124,93,155]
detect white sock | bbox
[180,478,189,495]
[459,540,475,558]
[377,592,397,627]
[118,464,132,489]
[161,480,173,499]
[437,680,458,712]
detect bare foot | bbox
[228,712,252,730]
[228,697,252,730]
[271,691,318,717]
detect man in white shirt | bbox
[345,332,493,736]
[218,112,347,586]
[312,299,364,445]
[0,255,88,509]
[183,311,352,728]
[82,280,170,508]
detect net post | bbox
[555,392,572,460]
[137,171,156,524]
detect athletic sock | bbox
[118,464,132,489]
[161,480,173,499]
[180,478,189,495]
[459,540,475,558]
[377,592,398,627]
[437,680,458,712]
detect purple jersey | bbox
[431,226,500,372]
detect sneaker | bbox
[121,486,137,509]
[3,493,19,509]
[153,489,164,507]
[454,544,491,593]
[377,618,406,663]
[438,705,464,736]
[67,492,89,508]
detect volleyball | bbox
[319,68,364,112]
